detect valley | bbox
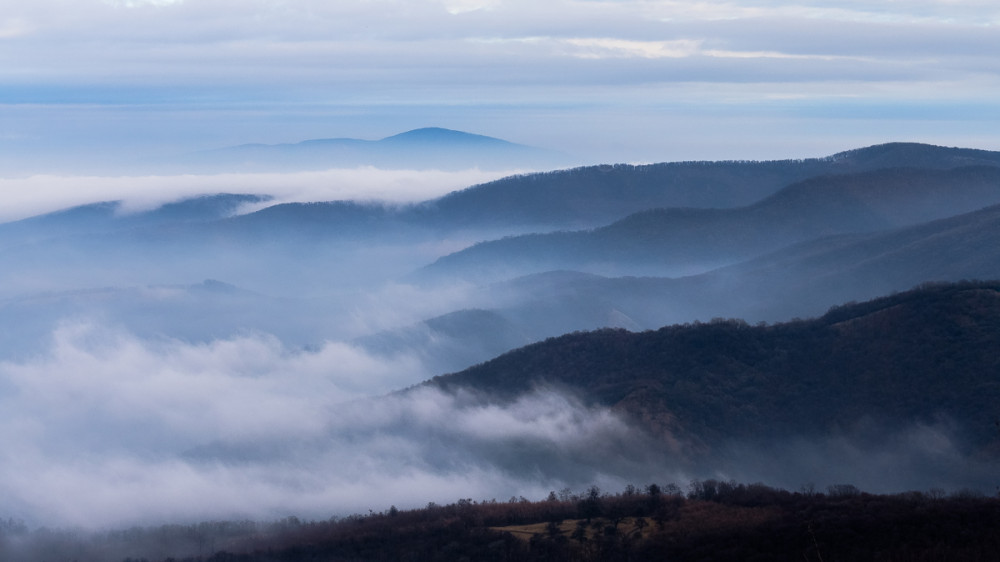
[2,139,1000,561]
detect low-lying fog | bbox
[1,166,996,532]
[2,320,993,529]
[0,167,516,223]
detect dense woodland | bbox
[428,280,1000,454]
[4,483,999,561]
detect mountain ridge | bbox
[422,165,1000,281]
[426,281,1000,459]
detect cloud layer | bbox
[0,167,517,223]
[1,0,999,532]
[2,0,998,168]
[0,321,655,528]
[2,320,994,529]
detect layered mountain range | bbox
[428,281,1000,461]
[3,137,1000,505]
[3,140,1000,367]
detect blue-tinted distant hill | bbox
[472,200,1000,334]
[418,142,1000,229]
[422,165,1000,281]
[183,127,573,172]
[0,193,269,251]
[12,142,1000,248]
[167,142,1000,247]
[5,142,1000,301]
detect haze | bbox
[2,0,1000,537]
[3,0,1000,174]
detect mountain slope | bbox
[419,142,1000,229]
[0,194,268,251]
[465,200,1000,335]
[408,200,1000,372]
[6,143,1000,301]
[355,309,534,375]
[428,281,1000,456]
[699,200,1000,320]
[424,165,1000,280]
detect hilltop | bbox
[183,127,572,172]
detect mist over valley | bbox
[3,135,1000,561]
[7,1,1000,557]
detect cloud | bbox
[440,0,501,15]
[1,0,998,167]
[4,0,996,85]
[104,0,185,7]
[0,167,518,223]
[0,322,427,448]
[555,36,870,62]
[562,38,701,59]
[0,18,34,39]
[0,322,658,527]
[1,320,996,530]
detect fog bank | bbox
[0,167,523,223]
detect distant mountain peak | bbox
[189,127,571,172]
[379,127,517,146]
[826,142,1000,169]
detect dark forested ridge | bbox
[10,485,997,562]
[428,281,1000,453]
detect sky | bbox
[2,0,1000,178]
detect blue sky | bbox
[1,0,1000,172]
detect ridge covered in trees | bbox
[427,281,1000,452]
[5,483,997,561]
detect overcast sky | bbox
[2,0,1000,171]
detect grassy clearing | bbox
[491,517,654,542]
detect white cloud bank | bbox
[0,321,649,528]
[0,167,519,223]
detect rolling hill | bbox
[469,199,1000,332]
[427,281,1000,461]
[423,165,1000,281]
[0,193,269,251]
[417,142,1000,229]
[388,199,1000,374]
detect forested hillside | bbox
[7,484,996,562]
[429,281,1000,454]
